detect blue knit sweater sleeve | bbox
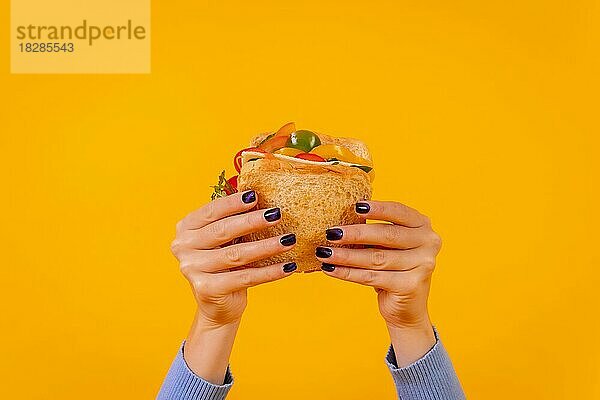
[157,342,233,400]
[157,330,464,399]
[385,328,465,399]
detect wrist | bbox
[194,311,242,332]
[385,313,432,333]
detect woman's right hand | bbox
[170,190,297,383]
[171,190,297,327]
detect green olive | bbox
[286,130,321,153]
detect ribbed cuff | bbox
[385,328,465,400]
[157,342,233,400]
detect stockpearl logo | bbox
[11,0,150,74]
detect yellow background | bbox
[1,1,598,399]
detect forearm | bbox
[386,320,436,367]
[156,312,236,399]
[184,312,239,385]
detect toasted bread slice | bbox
[237,141,372,272]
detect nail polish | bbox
[321,263,336,272]
[264,207,281,222]
[326,228,343,241]
[242,190,256,204]
[280,233,296,246]
[283,262,297,273]
[315,246,333,258]
[355,202,370,214]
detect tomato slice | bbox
[225,175,238,195]
[294,153,326,162]
[234,147,265,173]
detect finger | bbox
[320,266,391,290]
[186,233,296,272]
[322,265,420,292]
[178,190,258,231]
[213,262,298,292]
[213,233,296,269]
[326,224,427,249]
[315,246,431,271]
[355,200,429,228]
[181,207,282,249]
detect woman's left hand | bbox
[316,200,443,366]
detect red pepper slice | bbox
[234,147,265,173]
[259,136,289,153]
[275,122,296,137]
[225,175,238,195]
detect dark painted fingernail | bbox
[316,246,333,258]
[321,263,336,272]
[326,228,343,241]
[264,207,281,222]
[355,202,370,214]
[280,233,296,246]
[283,262,297,273]
[242,190,256,204]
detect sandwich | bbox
[212,122,373,272]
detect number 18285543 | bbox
[19,42,74,53]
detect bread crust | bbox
[238,157,372,272]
